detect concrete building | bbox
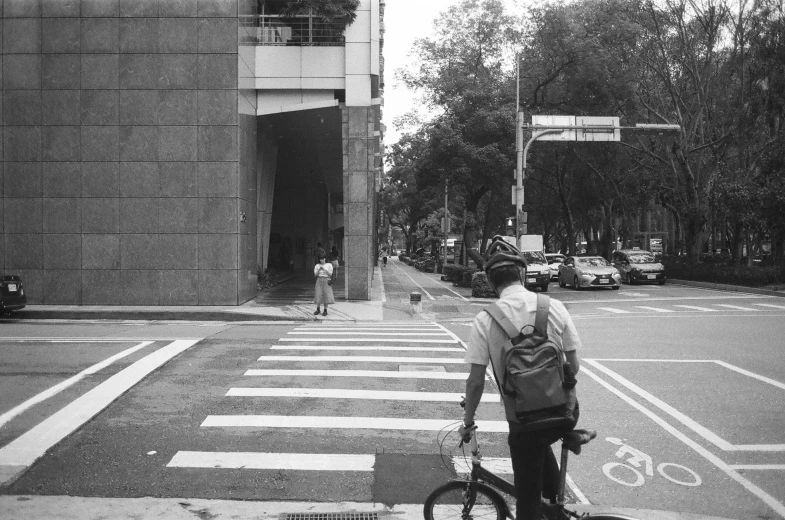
[0,0,384,305]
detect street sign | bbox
[511,186,524,206]
[576,116,620,141]
[532,115,576,141]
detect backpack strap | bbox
[534,294,551,337]
[484,303,520,340]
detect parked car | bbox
[545,253,565,280]
[0,274,27,313]
[611,249,666,284]
[558,256,621,290]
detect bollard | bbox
[410,292,422,315]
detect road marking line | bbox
[712,360,785,391]
[391,261,435,300]
[245,369,470,379]
[270,345,464,352]
[0,341,153,429]
[301,321,439,326]
[674,305,717,311]
[597,307,633,314]
[634,306,675,313]
[581,365,785,518]
[167,451,375,471]
[226,388,499,402]
[296,327,443,331]
[453,457,512,475]
[755,303,785,310]
[257,355,464,364]
[0,339,200,468]
[202,415,509,431]
[729,465,785,470]
[715,304,757,311]
[287,331,451,336]
[585,360,785,451]
[0,337,203,342]
[587,358,715,362]
[279,338,458,343]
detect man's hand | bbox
[458,421,477,444]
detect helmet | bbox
[484,235,527,275]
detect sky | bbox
[381,0,523,149]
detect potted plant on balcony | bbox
[279,0,360,25]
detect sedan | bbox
[545,254,565,280]
[0,274,27,313]
[558,256,621,290]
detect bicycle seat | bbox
[562,429,597,455]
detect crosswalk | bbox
[590,302,785,316]
[165,323,508,479]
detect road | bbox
[1,257,784,519]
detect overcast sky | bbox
[381,0,523,149]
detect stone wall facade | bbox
[0,0,257,305]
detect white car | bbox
[545,254,565,281]
[558,256,622,290]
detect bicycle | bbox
[423,405,639,520]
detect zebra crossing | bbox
[165,322,509,477]
[591,301,785,316]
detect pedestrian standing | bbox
[313,254,335,316]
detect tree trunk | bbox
[463,186,491,268]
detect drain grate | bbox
[285,514,378,520]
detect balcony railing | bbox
[242,14,347,46]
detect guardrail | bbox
[242,14,347,46]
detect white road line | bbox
[585,360,785,452]
[588,358,715,362]
[270,345,465,352]
[0,339,200,468]
[581,365,785,518]
[301,322,439,327]
[674,305,718,312]
[279,338,458,343]
[226,388,499,402]
[0,341,153,429]
[391,261,435,300]
[202,415,509,431]
[287,332,451,336]
[167,451,375,471]
[295,327,443,331]
[634,306,675,313]
[715,304,757,311]
[755,303,785,310]
[729,465,785,470]
[245,369,470,379]
[597,307,632,314]
[0,337,202,342]
[713,360,785,391]
[257,355,464,364]
[453,457,512,475]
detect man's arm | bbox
[565,350,580,375]
[463,363,487,426]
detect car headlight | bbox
[613,273,621,279]
[581,273,594,278]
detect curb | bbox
[669,279,785,297]
[3,310,308,322]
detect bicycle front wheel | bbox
[423,481,507,520]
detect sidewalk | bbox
[0,494,737,520]
[6,267,392,323]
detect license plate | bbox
[599,279,609,284]
[7,283,17,292]
[526,278,536,283]
[647,275,656,279]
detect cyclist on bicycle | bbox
[459,236,582,520]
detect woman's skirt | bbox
[314,277,335,305]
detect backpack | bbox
[485,294,578,432]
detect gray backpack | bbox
[485,294,578,431]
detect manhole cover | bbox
[285,514,378,520]
[402,365,446,372]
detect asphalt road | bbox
[1,261,784,519]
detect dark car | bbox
[0,274,27,313]
[611,249,666,284]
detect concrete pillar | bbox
[342,105,375,300]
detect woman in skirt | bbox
[313,254,335,316]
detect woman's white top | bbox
[314,262,334,278]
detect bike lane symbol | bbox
[602,437,702,488]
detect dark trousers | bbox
[508,427,568,520]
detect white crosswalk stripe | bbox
[168,322,478,476]
[635,306,675,313]
[597,307,632,314]
[754,303,785,310]
[674,305,718,312]
[715,304,756,311]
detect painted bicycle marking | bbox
[603,437,702,487]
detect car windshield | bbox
[548,258,563,264]
[522,251,546,264]
[628,254,656,264]
[577,257,610,267]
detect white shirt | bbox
[314,262,333,278]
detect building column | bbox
[342,105,375,300]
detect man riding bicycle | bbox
[459,236,582,520]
